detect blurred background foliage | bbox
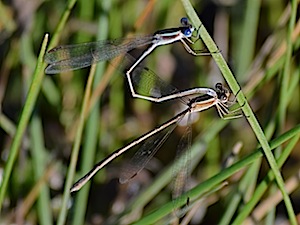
[0,0,299,224]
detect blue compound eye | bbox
[184,28,192,36]
[181,17,189,26]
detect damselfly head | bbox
[215,83,230,103]
[218,92,229,103]
[181,17,194,32]
[215,83,223,91]
[180,17,189,26]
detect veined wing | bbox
[172,113,192,217]
[123,54,190,104]
[119,115,183,184]
[44,36,153,74]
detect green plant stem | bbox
[0,114,16,137]
[30,115,53,225]
[132,124,300,224]
[181,0,297,224]
[0,33,49,211]
[279,0,298,132]
[0,34,48,212]
[41,0,78,107]
[218,159,261,225]
[235,0,261,81]
[56,65,96,225]
[231,133,300,225]
[71,5,110,224]
[128,120,227,212]
[124,16,299,219]
[47,0,78,50]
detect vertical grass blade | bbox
[0,33,49,211]
[56,65,96,225]
[30,115,53,225]
[180,0,298,223]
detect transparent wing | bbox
[132,66,178,98]
[119,119,179,184]
[44,36,153,74]
[122,54,189,104]
[172,113,192,217]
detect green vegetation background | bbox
[0,0,299,224]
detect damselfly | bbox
[70,83,240,193]
[44,18,211,102]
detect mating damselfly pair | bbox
[45,17,241,212]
